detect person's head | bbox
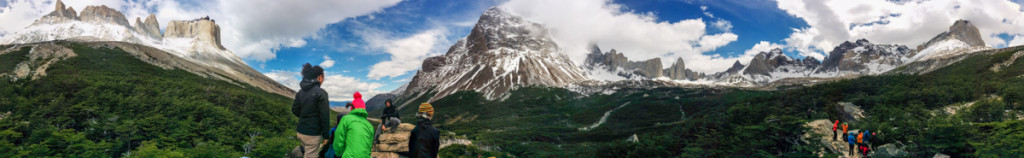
[417,103,434,120]
[346,102,354,110]
[385,99,393,107]
[301,63,325,83]
[352,92,365,109]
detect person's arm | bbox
[319,92,332,137]
[292,94,301,117]
[334,121,346,156]
[408,128,418,158]
[431,130,440,157]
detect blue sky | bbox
[255,0,817,101]
[6,0,1024,101]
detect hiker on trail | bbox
[292,63,331,158]
[841,123,848,141]
[375,99,401,144]
[832,120,839,141]
[334,92,374,158]
[408,103,440,158]
[321,103,353,158]
[863,129,872,152]
[858,131,868,157]
[847,131,856,156]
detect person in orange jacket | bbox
[832,120,839,141]
[841,123,848,141]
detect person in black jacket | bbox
[375,99,401,144]
[409,103,439,158]
[291,63,331,158]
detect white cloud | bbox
[499,0,743,73]
[320,55,335,68]
[0,0,403,61]
[263,70,384,101]
[773,0,1024,58]
[262,70,300,91]
[365,29,446,80]
[711,19,732,32]
[321,73,385,101]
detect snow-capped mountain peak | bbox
[402,7,587,101]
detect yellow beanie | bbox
[418,103,434,116]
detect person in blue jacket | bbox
[847,131,856,156]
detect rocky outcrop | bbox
[915,20,985,51]
[743,48,816,76]
[403,7,587,101]
[33,0,78,25]
[79,5,131,27]
[0,44,78,82]
[133,14,162,40]
[895,20,993,74]
[584,46,664,78]
[817,39,911,74]
[165,18,225,49]
[371,123,415,158]
[663,58,687,79]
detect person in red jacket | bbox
[832,120,839,141]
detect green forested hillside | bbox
[418,47,1024,157]
[0,42,297,157]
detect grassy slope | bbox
[0,42,297,157]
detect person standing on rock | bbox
[409,103,440,158]
[292,63,331,158]
[334,92,374,158]
[375,99,401,144]
[841,123,848,141]
[832,120,839,141]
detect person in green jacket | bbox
[334,92,374,158]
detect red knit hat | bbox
[352,91,365,109]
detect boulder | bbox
[838,102,865,123]
[869,143,909,158]
[373,123,416,153]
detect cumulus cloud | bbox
[0,0,403,61]
[321,73,385,101]
[320,55,335,68]
[499,0,742,73]
[263,70,384,101]
[773,0,1024,58]
[365,29,446,80]
[263,70,300,91]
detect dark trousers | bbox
[848,143,855,155]
[842,133,847,141]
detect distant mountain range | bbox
[392,7,995,102]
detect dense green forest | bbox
[0,42,298,157]
[402,47,1024,157]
